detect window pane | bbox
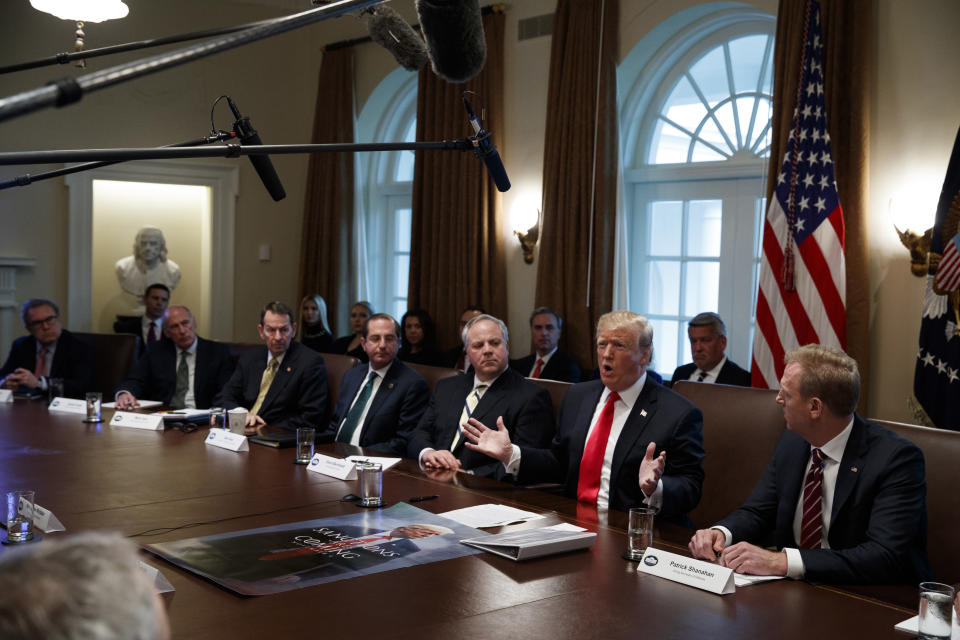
[663,76,707,132]
[688,45,728,107]
[686,200,722,257]
[395,151,414,182]
[394,254,410,299]
[728,34,768,94]
[691,141,726,162]
[647,260,680,315]
[650,318,679,378]
[395,207,412,251]
[649,201,682,255]
[393,300,407,322]
[696,117,731,155]
[683,261,719,315]
[650,119,691,164]
[748,99,772,150]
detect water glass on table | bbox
[918,581,955,640]
[357,461,384,507]
[4,489,36,544]
[626,507,656,561]
[295,427,315,464]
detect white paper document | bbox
[439,504,542,528]
[103,399,163,409]
[461,528,596,561]
[345,455,402,471]
[733,573,784,587]
[541,522,588,533]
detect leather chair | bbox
[870,419,960,583]
[72,332,139,397]
[529,377,573,422]
[322,353,360,422]
[406,362,461,394]
[672,381,784,528]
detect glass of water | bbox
[295,427,315,465]
[4,490,36,543]
[627,507,656,560]
[357,461,384,507]
[919,581,955,640]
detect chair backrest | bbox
[870,418,960,583]
[321,353,360,422]
[406,362,461,394]
[226,342,261,369]
[528,377,573,422]
[72,332,139,397]
[672,381,784,528]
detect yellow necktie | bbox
[250,358,278,416]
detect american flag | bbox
[751,0,846,389]
[934,232,960,292]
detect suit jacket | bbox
[407,367,554,478]
[116,337,234,409]
[114,315,171,357]
[332,335,367,363]
[717,416,931,585]
[215,341,327,432]
[517,378,705,524]
[326,359,429,455]
[0,330,93,398]
[669,359,751,387]
[511,351,582,383]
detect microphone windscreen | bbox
[366,5,428,72]
[415,0,486,83]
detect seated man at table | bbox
[510,306,581,383]
[688,344,931,584]
[0,298,92,398]
[0,531,170,640]
[115,305,234,409]
[462,310,705,524]
[215,301,327,434]
[408,314,554,478]
[669,312,750,387]
[114,282,172,357]
[326,313,429,455]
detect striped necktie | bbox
[251,358,279,416]
[451,383,488,450]
[799,448,825,549]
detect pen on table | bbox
[409,495,439,503]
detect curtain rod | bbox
[324,3,506,52]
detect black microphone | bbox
[415,0,486,83]
[226,97,286,201]
[463,95,510,192]
[365,5,428,72]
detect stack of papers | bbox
[439,504,543,528]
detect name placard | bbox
[48,397,87,415]
[637,547,735,595]
[111,411,164,431]
[204,430,249,452]
[22,500,65,533]
[0,389,12,403]
[306,453,357,480]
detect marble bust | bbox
[115,226,181,297]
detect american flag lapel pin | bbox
[640,409,647,417]
[388,383,395,389]
[850,466,858,473]
[286,367,292,372]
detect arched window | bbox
[619,4,775,379]
[356,68,418,320]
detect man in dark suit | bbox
[669,312,750,387]
[408,314,554,478]
[1,298,92,398]
[115,305,233,409]
[215,301,327,433]
[113,283,171,356]
[689,345,931,585]
[511,306,581,383]
[326,313,429,455]
[463,311,705,524]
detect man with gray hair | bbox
[0,298,92,398]
[669,311,750,387]
[689,344,931,584]
[0,531,170,640]
[511,306,581,382]
[407,313,554,477]
[463,311,705,524]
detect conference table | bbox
[0,400,920,639]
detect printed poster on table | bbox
[144,502,486,596]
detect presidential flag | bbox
[913,126,960,431]
[752,0,846,389]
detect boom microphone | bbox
[365,5,428,72]
[463,94,510,192]
[227,97,286,201]
[415,0,486,83]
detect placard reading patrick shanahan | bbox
[636,547,735,595]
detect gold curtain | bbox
[767,0,873,407]
[297,47,356,326]
[408,11,507,350]
[533,0,620,372]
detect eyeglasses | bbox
[27,315,58,329]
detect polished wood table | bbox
[0,401,918,639]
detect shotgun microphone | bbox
[463,94,509,192]
[227,97,286,201]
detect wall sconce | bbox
[513,209,540,264]
[30,0,130,68]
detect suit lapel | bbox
[263,349,297,408]
[831,417,866,523]
[610,381,659,477]
[569,382,605,468]
[362,364,398,431]
[192,339,205,397]
[776,435,810,544]
[470,372,510,426]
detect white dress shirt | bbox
[338,361,393,446]
[687,356,728,384]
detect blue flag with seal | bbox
[913,126,960,430]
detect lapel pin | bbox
[388,383,395,389]
[640,409,647,417]
[850,466,858,473]
[286,367,292,373]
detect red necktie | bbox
[35,347,48,377]
[799,448,825,549]
[576,391,620,504]
[532,358,544,378]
